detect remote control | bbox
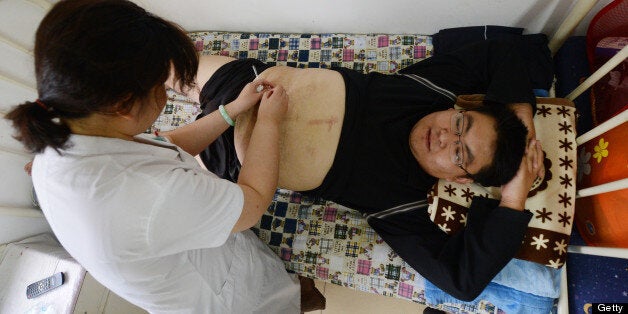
[26,272,64,299]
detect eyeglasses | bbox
[450,111,472,177]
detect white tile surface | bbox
[0,234,85,313]
[314,279,427,314]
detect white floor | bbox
[75,275,428,313]
[313,279,428,314]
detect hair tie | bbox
[35,99,49,111]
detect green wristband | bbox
[218,105,235,126]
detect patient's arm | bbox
[399,40,537,108]
[368,196,532,301]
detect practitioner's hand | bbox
[257,85,289,124]
[499,139,544,211]
[231,79,274,116]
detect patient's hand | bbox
[499,139,544,211]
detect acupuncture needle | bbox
[252,65,264,92]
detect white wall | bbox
[0,0,51,244]
[137,0,612,36]
[0,0,613,245]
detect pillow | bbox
[427,97,577,268]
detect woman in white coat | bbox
[6,0,324,312]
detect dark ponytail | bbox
[5,101,71,153]
[5,0,198,153]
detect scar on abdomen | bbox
[308,117,338,131]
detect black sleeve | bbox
[367,196,532,301]
[399,40,537,113]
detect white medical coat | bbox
[32,134,300,313]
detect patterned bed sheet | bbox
[150,31,570,313]
[252,190,428,302]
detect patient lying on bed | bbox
[166,40,546,301]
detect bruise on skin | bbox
[307,116,338,131]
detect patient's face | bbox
[409,108,497,182]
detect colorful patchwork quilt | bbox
[151,31,574,313]
[187,32,432,73]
